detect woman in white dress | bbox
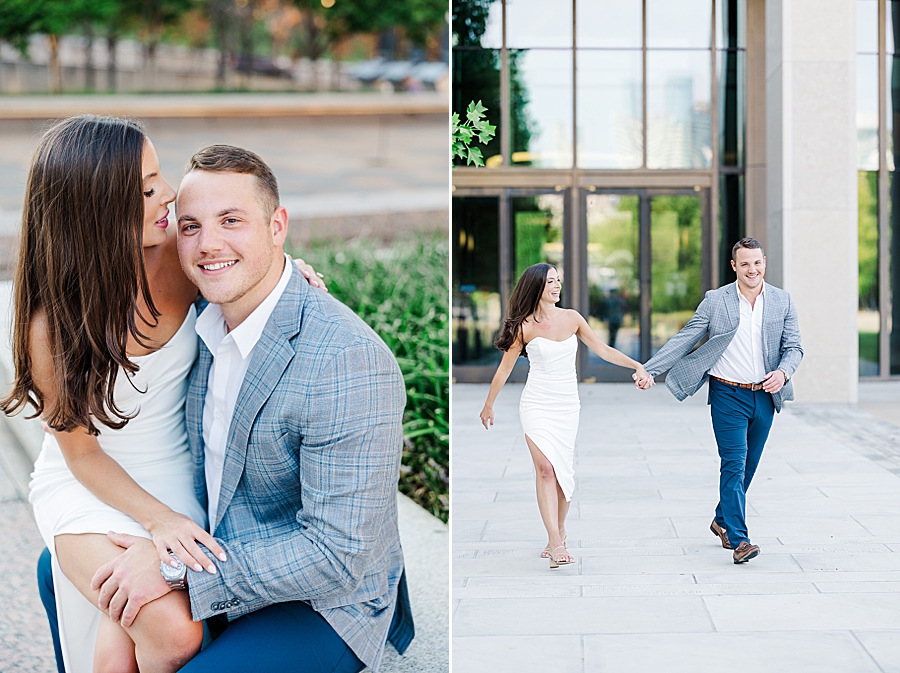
[479,264,650,568]
[0,116,322,672]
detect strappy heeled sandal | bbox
[541,535,567,558]
[548,545,574,569]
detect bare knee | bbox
[535,462,556,482]
[127,593,202,670]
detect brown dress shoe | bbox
[732,541,760,564]
[710,520,732,550]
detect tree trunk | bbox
[143,41,158,91]
[84,24,95,91]
[48,34,61,93]
[211,0,232,89]
[106,34,117,91]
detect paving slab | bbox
[452,381,900,671]
[582,632,883,673]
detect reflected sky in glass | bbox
[858,53,879,170]
[647,0,711,49]
[576,0,642,49]
[510,50,574,168]
[647,50,712,169]
[507,0,573,48]
[857,0,878,54]
[480,1,503,48]
[577,50,643,168]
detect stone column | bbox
[766,0,858,403]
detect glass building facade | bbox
[856,0,900,378]
[452,0,748,381]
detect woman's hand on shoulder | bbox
[146,510,227,573]
[290,256,328,292]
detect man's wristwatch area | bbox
[160,551,188,590]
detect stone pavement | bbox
[452,382,900,672]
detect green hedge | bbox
[289,234,449,522]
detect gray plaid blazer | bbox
[184,266,412,672]
[644,281,803,412]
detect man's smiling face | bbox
[176,169,287,325]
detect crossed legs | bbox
[525,434,573,563]
[54,533,202,673]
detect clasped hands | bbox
[633,366,654,391]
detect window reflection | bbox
[718,49,745,167]
[858,0,879,54]
[452,0,503,48]
[506,0,572,48]
[511,195,565,283]
[647,50,712,169]
[585,195,641,362]
[577,0,642,49]
[452,50,503,167]
[716,0,746,50]
[510,50,574,168]
[577,50,643,169]
[720,174,744,286]
[858,53,879,171]
[650,195,703,355]
[647,0,711,49]
[859,171,880,376]
[452,197,502,367]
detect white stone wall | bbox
[766,0,859,403]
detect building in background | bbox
[452,0,874,407]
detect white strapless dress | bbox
[29,306,206,673]
[519,335,580,501]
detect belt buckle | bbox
[751,382,764,392]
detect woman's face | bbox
[140,139,176,248]
[542,267,561,304]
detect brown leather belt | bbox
[709,375,765,391]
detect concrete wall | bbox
[766,0,859,403]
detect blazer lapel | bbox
[212,269,305,533]
[760,281,772,361]
[187,338,213,509]
[723,282,740,332]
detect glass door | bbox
[649,193,706,357]
[452,190,568,382]
[580,188,709,380]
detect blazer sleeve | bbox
[777,295,803,376]
[187,339,406,618]
[643,294,712,377]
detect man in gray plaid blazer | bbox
[91,146,413,672]
[637,238,802,564]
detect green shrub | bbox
[289,234,449,522]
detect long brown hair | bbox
[494,263,555,356]
[1,115,159,435]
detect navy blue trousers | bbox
[36,548,364,673]
[709,378,775,547]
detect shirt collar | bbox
[196,254,293,359]
[735,281,765,305]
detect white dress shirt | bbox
[709,284,767,384]
[195,255,292,532]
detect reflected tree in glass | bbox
[512,195,565,283]
[650,196,703,353]
[859,171,880,376]
[586,195,641,361]
[452,0,503,166]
